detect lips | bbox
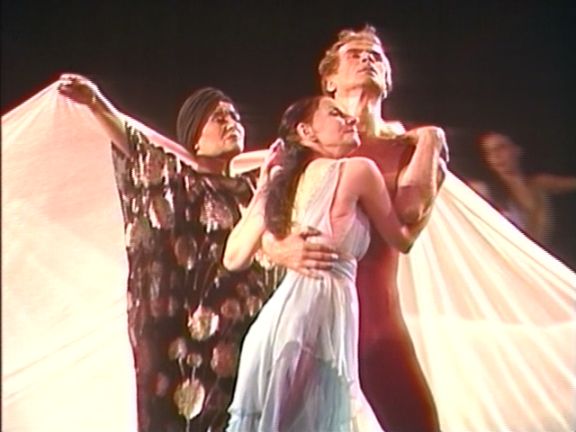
[223,127,242,140]
[358,66,378,75]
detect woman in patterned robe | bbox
[58,74,279,432]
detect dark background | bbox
[2,0,575,264]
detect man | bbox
[262,26,447,431]
[58,74,280,432]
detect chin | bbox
[220,145,243,159]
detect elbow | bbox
[222,249,250,272]
[222,255,236,272]
[398,238,415,254]
[397,201,432,226]
[395,186,434,225]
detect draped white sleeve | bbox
[3,82,575,432]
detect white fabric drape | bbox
[2,82,575,432]
[398,175,576,431]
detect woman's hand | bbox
[256,138,284,189]
[57,73,131,156]
[57,73,100,107]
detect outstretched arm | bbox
[395,126,447,226]
[533,174,576,194]
[57,73,131,156]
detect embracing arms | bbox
[395,126,448,226]
[341,157,420,253]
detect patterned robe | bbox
[112,125,278,432]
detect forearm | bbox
[223,189,267,271]
[89,93,131,156]
[396,127,446,224]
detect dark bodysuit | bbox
[353,136,441,432]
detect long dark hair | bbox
[264,97,322,238]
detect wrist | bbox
[88,90,99,109]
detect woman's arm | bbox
[533,174,576,194]
[342,157,421,253]
[223,144,283,271]
[222,187,267,271]
[57,73,131,156]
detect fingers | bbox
[59,72,88,82]
[269,138,283,152]
[297,226,322,239]
[302,250,339,263]
[290,258,331,278]
[301,259,333,270]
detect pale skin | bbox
[224,97,421,271]
[57,73,244,174]
[263,37,447,272]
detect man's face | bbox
[194,101,245,158]
[305,97,359,158]
[328,39,391,96]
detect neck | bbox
[334,87,383,136]
[192,155,231,175]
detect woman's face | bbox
[194,101,245,157]
[480,133,521,175]
[303,97,359,158]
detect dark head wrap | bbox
[176,87,233,152]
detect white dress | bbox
[227,160,384,432]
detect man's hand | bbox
[261,227,338,278]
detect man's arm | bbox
[395,126,448,226]
[260,229,339,278]
[58,73,131,156]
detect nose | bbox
[345,115,357,126]
[359,51,372,63]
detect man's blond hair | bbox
[318,25,392,96]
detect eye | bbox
[346,50,361,59]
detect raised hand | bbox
[57,73,99,107]
[56,73,130,155]
[257,138,284,189]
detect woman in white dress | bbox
[223,96,422,431]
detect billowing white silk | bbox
[2,82,575,432]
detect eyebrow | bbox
[344,47,383,55]
[213,107,240,118]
